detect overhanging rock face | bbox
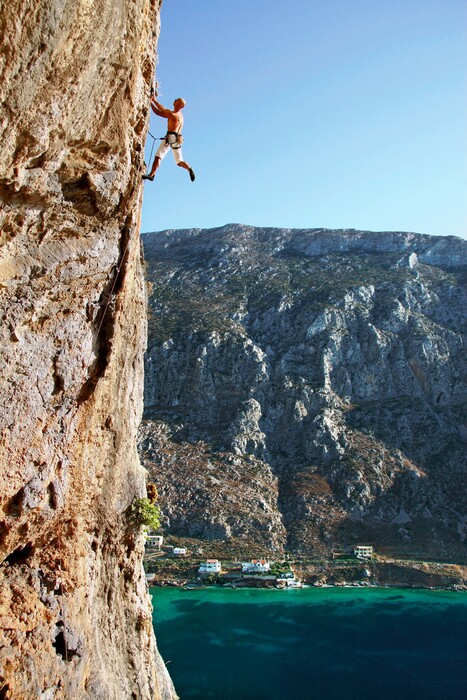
[0,1,176,698]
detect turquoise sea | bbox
[151,586,467,700]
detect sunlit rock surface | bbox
[141,225,466,560]
[0,1,176,698]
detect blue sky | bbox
[141,0,466,238]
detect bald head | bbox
[173,98,186,111]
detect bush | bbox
[130,498,161,530]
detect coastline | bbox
[145,552,467,592]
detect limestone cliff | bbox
[0,1,176,698]
[141,225,466,561]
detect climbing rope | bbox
[146,132,157,173]
[146,130,170,174]
[50,234,132,632]
[89,234,132,346]
[56,230,133,439]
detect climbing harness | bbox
[164,131,183,149]
[147,130,183,149]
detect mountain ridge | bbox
[142,223,465,266]
[140,225,466,560]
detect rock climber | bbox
[143,96,195,182]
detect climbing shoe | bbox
[189,168,195,182]
[142,174,154,181]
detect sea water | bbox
[150,586,467,700]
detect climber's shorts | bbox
[155,133,184,164]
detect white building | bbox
[198,559,221,574]
[277,571,295,580]
[286,578,302,588]
[354,545,373,559]
[173,547,187,556]
[146,535,163,549]
[241,560,270,574]
[277,571,301,587]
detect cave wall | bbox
[0,1,176,697]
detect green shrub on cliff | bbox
[130,498,161,531]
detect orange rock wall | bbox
[0,1,176,697]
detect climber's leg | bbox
[143,156,162,181]
[177,161,196,182]
[172,146,195,182]
[143,138,170,181]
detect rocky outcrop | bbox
[0,1,176,698]
[141,225,466,560]
[138,421,286,551]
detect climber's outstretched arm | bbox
[150,97,172,118]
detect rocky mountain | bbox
[140,225,466,560]
[0,2,176,698]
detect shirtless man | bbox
[143,96,195,182]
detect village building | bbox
[285,578,302,588]
[354,545,374,559]
[173,547,187,556]
[198,559,221,574]
[146,534,163,549]
[277,571,295,580]
[241,560,271,574]
[276,571,302,587]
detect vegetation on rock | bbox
[130,498,162,531]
